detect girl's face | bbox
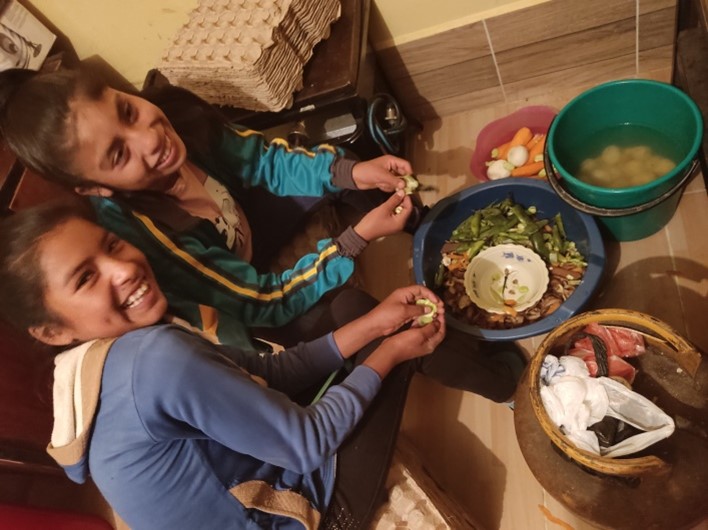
[70,87,187,195]
[31,217,168,346]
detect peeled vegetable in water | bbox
[416,298,438,325]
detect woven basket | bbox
[529,308,702,477]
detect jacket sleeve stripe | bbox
[226,124,338,156]
[131,211,340,301]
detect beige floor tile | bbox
[685,168,707,193]
[662,188,708,353]
[591,225,690,338]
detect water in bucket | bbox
[574,124,681,189]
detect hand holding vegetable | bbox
[333,285,445,377]
[354,190,412,241]
[352,155,412,192]
[364,285,445,336]
[357,286,445,377]
[332,285,445,375]
[363,321,445,378]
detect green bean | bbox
[502,232,533,241]
[551,225,564,252]
[441,198,585,273]
[554,213,567,239]
[498,197,513,210]
[470,210,482,238]
[534,219,550,230]
[530,231,550,260]
[485,213,508,227]
[434,263,446,287]
[479,218,518,239]
[510,204,536,229]
[461,239,486,258]
[482,206,503,217]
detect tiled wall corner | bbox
[638,2,677,77]
[376,0,678,121]
[377,21,504,121]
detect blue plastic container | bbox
[413,178,606,341]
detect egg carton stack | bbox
[159,0,341,111]
[370,436,482,529]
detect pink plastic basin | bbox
[470,106,558,181]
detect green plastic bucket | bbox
[546,79,703,241]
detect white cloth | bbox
[539,354,674,457]
[50,341,97,447]
[540,355,609,453]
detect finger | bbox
[386,156,414,176]
[388,189,405,203]
[415,284,441,304]
[418,318,442,340]
[403,303,429,324]
[426,318,446,347]
[390,193,412,211]
[398,283,432,303]
[391,195,413,223]
[381,173,405,192]
[384,189,406,212]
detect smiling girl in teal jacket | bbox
[0,67,413,350]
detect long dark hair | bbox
[0,67,106,187]
[0,197,96,333]
[0,66,231,190]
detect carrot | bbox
[511,160,544,177]
[491,141,511,160]
[527,134,546,162]
[509,126,533,148]
[525,133,543,150]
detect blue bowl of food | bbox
[413,178,606,340]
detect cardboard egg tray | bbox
[159,0,341,111]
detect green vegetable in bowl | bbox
[438,197,588,330]
[416,298,438,325]
[444,197,586,267]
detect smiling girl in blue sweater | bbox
[0,201,445,529]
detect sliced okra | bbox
[416,297,438,325]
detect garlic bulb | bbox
[487,159,514,180]
[507,145,529,167]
